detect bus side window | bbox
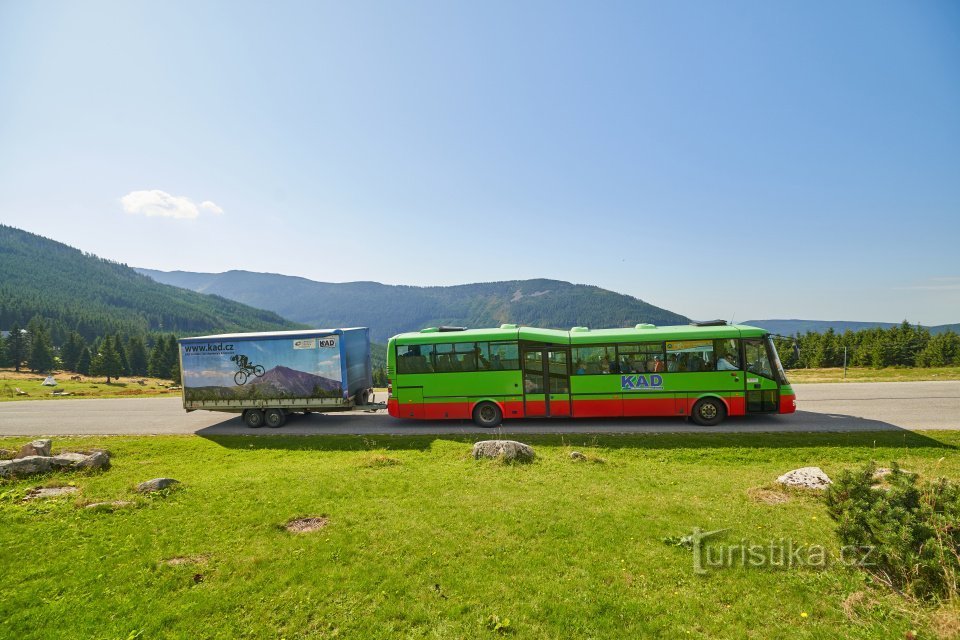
[488,342,519,370]
[397,344,435,374]
[434,344,455,373]
[666,340,714,373]
[475,343,491,370]
[572,346,615,374]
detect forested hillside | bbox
[0,225,301,344]
[137,269,690,343]
[0,225,306,380]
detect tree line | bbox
[1,316,181,383]
[773,321,960,369]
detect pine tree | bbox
[114,332,130,375]
[127,336,148,376]
[148,337,168,378]
[162,334,180,382]
[0,331,8,367]
[77,346,92,375]
[916,331,960,367]
[27,325,55,373]
[6,323,28,372]
[92,335,123,383]
[61,331,85,372]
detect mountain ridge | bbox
[135,268,692,343]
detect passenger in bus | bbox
[474,346,489,370]
[717,353,739,370]
[575,361,586,375]
[600,355,611,374]
[651,356,665,372]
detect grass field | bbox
[2,431,958,639]
[786,366,960,384]
[0,369,179,402]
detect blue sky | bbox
[1,1,958,324]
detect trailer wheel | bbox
[265,408,286,428]
[243,409,265,428]
[472,401,503,428]
[690,397,726,426]
[355,389,369,406]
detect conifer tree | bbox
[27,325,55,373]
[77,346,92,375]
[148,337,168,379]
[60,332,85,372]
[127,336,149,376]
[6,323,28,372]
[92,335,123,383]
[114,332,130,375]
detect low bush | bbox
[825,462,960,601]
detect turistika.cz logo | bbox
[674,527,875,575]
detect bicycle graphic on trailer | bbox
[230,354,265,385]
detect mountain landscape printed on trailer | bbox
[181,334,343,402]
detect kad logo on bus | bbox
[318,338,336,348]
[621,374,663,391]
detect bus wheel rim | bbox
[701,403,717,419]
[480,406,495,421]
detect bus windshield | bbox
[766,336,789,385]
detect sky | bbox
[1,1,958,324]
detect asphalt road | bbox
[0,381,957,437]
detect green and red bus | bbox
[386,322,796,427]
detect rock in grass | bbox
[777,467,832,490]
[0,456,54,478]
[570,451,587,461]
[23,486,78,501]
[50,451,111,471]
[16,439,52,458]
[136,478,180,493]
[472,440,535,463]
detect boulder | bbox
[136,478,180,493]
[777,467,832,490]
[16,439,52,458]
[472,440,535,463]
[570,451,587,461]
[23,486,78,501]
[0,456,53,479]
[50,451,110,471]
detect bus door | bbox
[522,349,571,417]
[743,338,779,413]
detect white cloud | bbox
[119,190,223,219]
[200,200,224,215]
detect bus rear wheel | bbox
[243,409,265,428]
[691,397,726,426]
[265,408,286,428]
[472,402,503,428]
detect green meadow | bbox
[1,432,958,639]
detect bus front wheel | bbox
[472,402,503,428]
[691,398,726,426]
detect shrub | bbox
[825,462,960,601]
